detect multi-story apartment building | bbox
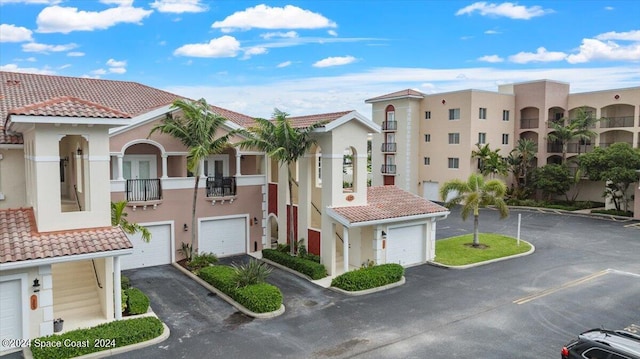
[1,71,450,353]
[367,80,640,219]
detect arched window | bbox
[385,105,395,123]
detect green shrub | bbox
[303,253,321,263]
[275,243,290,253]
[331,264,404,291]
[187,251,218,271]
[120,275,131,290]
[232,259,272,287]
[125,288,149,315]
[591,209,633,217]
[121,289,128,313]
[262,249,327,279]
[31,317,163,359]
[198,266,282,313]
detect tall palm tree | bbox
[440,173,509,247]
[509,138,537,188]
[548,111,598,164]
[149,98,231,255]
[570,107,599,154]
[235,109,326,256]
[471,143,492,174]
[111,200,151,242]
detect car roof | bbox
[580,329,640,357]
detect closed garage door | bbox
[387,224,425,266]
[0,279,23,352]
[122,224,172,270]
[423,181,440,202]
[200,217,246,257]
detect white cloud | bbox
[0,24,33,42]
[91,68,107,75]
[150,0,207,13]
[109,67,126,74]
[58,64,71,69]
[67,51,85,57]
[566,38,640,64]
[260,31,298,40]
[277,61,292,68]
[508,47,567,63]
[36,4,152,33]
[328,30,338,37]
[212,4,337,33]
[604,6,614,10]
[456,2,552,20]
[106,58,126,67]
[173,35,240,58]
[0,63,55,74]
[241,46,268,59]
[22,42,77,53]
[100,0,133,5]
[478,55,504,63]
[25,57,36,62]
[595,30,640,41]
[484,30,500,35]
[313,55,356,68]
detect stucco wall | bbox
[0,148,26,209]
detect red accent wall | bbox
[308,229,321,256]
[286,205,298,245]
[268,183,278,215]
[384,176,395,185]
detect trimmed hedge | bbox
[262,249,327,280]
[198,266,282,313]
[30,316,163,359]
[125,287,150,315]
[331,264,404,291]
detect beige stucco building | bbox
[367,80,640,219]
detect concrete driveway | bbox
[114,208,640,359]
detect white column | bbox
[235,152,242,176]
[117,154,124,180]
[199,159,205,178]
[429,219,437,260]
[373,225,384,264]
[113,256,122,320]
[343,226,349,274]
[161,154,168,179]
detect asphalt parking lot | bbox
[0,208,607,359]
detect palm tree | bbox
[471,143,492,174]
[111,201,151,242]
[440,173,509,247]
[149,98,231,255]
[235,109,326,256]
[548,111,598,164]
[570,107,599,154]
[509,138,537,188]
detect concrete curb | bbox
[22,321,170,359]
[171,263,285,319]
[328,276,406,296]
[428,240,536,270]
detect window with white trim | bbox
[424,134,431,142]
[479,108,487,119]
[503,110,510,121]
[478,132,486,144]
[448,133,460,144]
[424,157,430,165]
[448,158,459,169]
[502,134,509,145]
[425,111,431,119]
[449,108,460,120]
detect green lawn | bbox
[434,233,531,266]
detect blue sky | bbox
[1,0,639,118]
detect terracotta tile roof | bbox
[9,96,132,119]
[0,71,258,143]
[0,208,132,264]
[286,110,353,128]
[330,186,448,224]
[0,131,23,145]
[365,89,425,103]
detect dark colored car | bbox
[562,328,640,359]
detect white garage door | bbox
[0,279,23,352]
[423,181,440,202]
[200,217,246,257]
[387,224,425,266]
[122,224,172,270]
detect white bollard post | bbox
[517,213,521,246]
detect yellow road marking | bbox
[513,269,611,305]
